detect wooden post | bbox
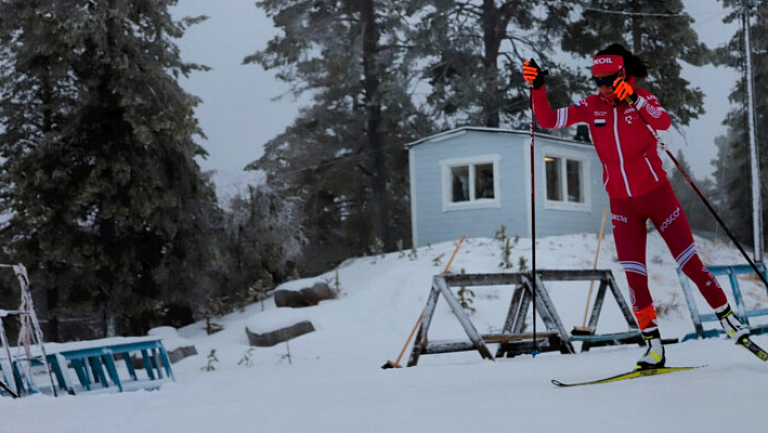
[573,209,608,335]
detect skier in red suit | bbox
[523,44,747,369]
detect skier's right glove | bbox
[523,59,548,90]
[612,75,638,104]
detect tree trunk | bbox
[40,75,60,341]
[631,1,642,53]
[360,0,391,249]
[481,0,500,128]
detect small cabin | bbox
[406,127,611,247]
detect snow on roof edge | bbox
[404,126,591,149]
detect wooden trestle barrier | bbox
[407,269,644,367]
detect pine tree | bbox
[215,185,304,311]
[246,0,433,273]
[0,0,219,337]
[711,0,768,251]
[561,0,710,127]
[417,0,589,129]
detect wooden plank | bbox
[531,274,575,354]
[497,338,559,358]
[421,341,476,354]
[407,282,441,367]
[444,273,526,288]
[535,269,613,281]
[481,332,558,343]
[501,285,525,334]
[586,279,608,330]
[570,331,642,342]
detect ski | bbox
[551,366,702,387]
[736,336,768,361]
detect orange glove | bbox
[523,59,547,89]
[612,75,637,103]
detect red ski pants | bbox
[609,181,727,331]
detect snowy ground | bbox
[3,232,768,433]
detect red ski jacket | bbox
[531,86,672,198]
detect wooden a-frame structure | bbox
[407,269,643,367]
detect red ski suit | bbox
[531,86,727,330]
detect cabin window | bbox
[441,155,501,211]
[544,151,590,211]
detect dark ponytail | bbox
[596,43,649,79]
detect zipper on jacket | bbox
[644,154,659,182]
[612,106,632,197]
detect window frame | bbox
[440,155,501,212]
[543,148,591,212]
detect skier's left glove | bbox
[612,75,638,104]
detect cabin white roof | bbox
[404,126,592,149]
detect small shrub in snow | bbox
[408,246,418,261]
[204,298,225,335]
[238,348,255,367]
[494,225,508,242]
[281,341,293,365]
[457,268,476,314]
[201,349,219,371]
[500,237,513,269]
[323,272,342,295]
[369,237,385,259]
[497,227,520,269]
[518,256,528,272]
[250,280,270,311]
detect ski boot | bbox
[716,305,768,360]
[716,305,749,342]
[636,328,666,370]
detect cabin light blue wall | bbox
[407,128,611,247]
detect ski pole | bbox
[625,96,768,290]
[526,63,548,357]
[529,88,539,356]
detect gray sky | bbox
[171,0,303,200]
[171,0,741,200]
